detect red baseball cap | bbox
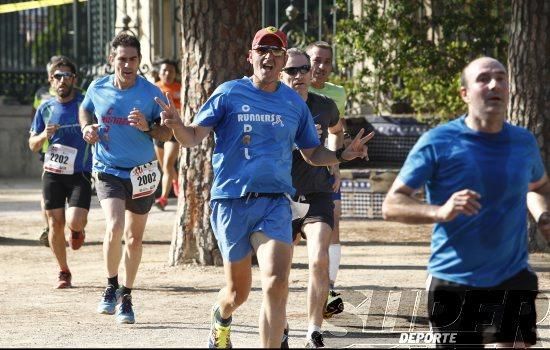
[252,26,288,49]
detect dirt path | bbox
[1,178,550,348]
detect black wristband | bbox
[335,148,349,163]
[81,123,92,132]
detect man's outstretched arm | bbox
[154,92,212,147]
[382,178,481,224]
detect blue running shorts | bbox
[210,194,292,262]
[329,175,342,201]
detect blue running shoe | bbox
[97,285,118,315]
[116,293,135,324]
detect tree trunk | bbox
[508,0,550,252]
[169,0,259,266]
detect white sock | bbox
[307,324,321,339]
[328,244,341,287]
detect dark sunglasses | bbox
[253,45,286,57]
[282,65,311,76]
[52,72,75,80]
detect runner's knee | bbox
[262,274,289,298]
[226,286,250,307]
[48,216,65,232]
[309,250,329,273]
[105,223,124,241]
[125,235,143,250]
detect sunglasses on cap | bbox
[52,71,75,80]
[253,45,286,57]
[282,65,311,76]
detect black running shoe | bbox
[280,324,289,348]
[323,290,344,319]
[305,331,325,348]
[39,227,49,247]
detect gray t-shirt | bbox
[291,92,340,195]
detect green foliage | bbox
[334,0,510,122]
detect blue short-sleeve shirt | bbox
[81,75,166,179]
[30,91,92,173]
[194,77,320,199]
[399,115,545,287]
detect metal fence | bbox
[1,0,342,104]
[0,0,115,104]
[262,0,352,69]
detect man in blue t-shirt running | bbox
[33,56,65,247]
[80,33,172,325]
[382,57,550,348]
[29,56,92,289]
[155,27,373,349]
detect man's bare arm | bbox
[382,179,441,224]
[79,108,94,130]
[327,119,344,151]
[154,93,212,147]
[527,174,550,240]
[527,174,550,220]
[28,129,53,152]
[171,123,212,148]
[79,108,99,144]
[382,178,481,224]
[327,120,345,191]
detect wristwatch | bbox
[143,123,152,134]
[335,148,349,163]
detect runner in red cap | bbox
[155,26,372,349]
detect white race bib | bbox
[130,160,161,199]
[44,144,77,175]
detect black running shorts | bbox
[292,192,335,240]
[427,268,538,347]
[42,171,92,210]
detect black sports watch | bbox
[335,148,349,163]
[143,123,153,134]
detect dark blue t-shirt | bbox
[30,91,92,173]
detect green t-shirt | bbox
[309,82,346,117]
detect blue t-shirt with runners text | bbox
[194,77,320,199]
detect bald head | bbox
[460,57,506,88]
[459,56,509,127]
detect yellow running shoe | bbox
[208,305,232,348]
